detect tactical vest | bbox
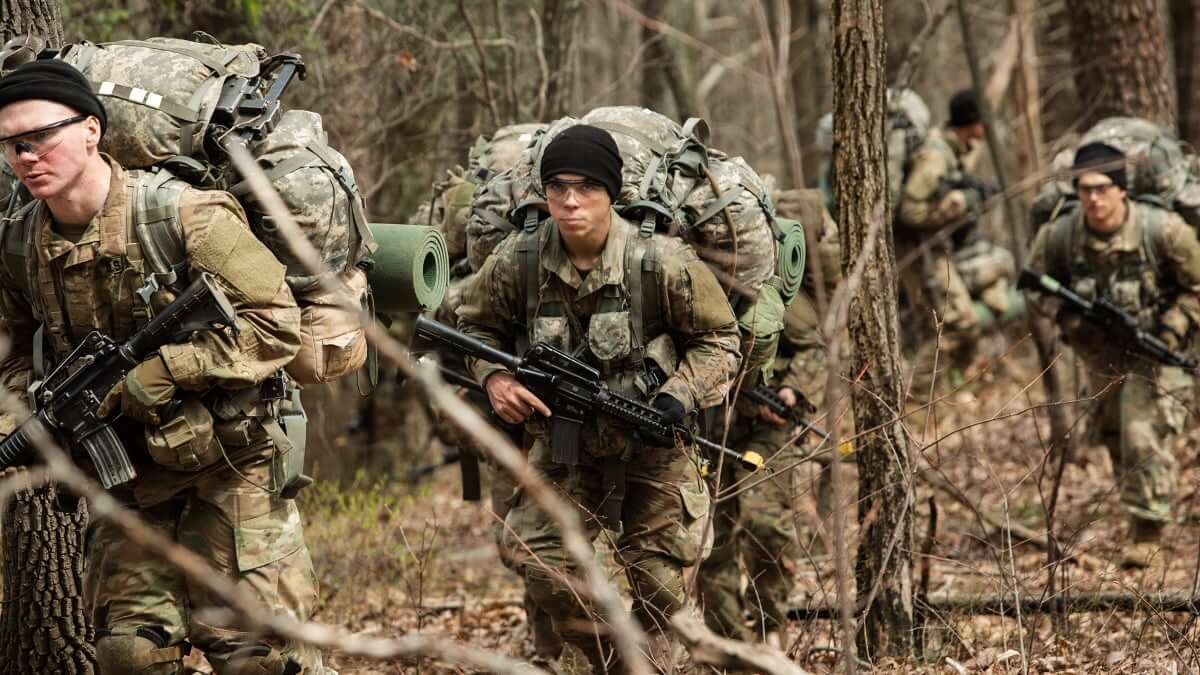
[0,168,307,495]
[1046,201,1173,330]
[515,221,674,458]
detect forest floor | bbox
[273,334,1200,674]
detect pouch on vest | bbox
[588,311,633,363]
[144,398,223,472]
[287,266,369,384]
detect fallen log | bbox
[789,590,1200,620]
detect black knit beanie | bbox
[947,88,981,128]
[540,124,623,200]
[1072,141,1127,191]
[0,60,106,136]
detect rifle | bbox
[743,386,855,459]
[0,273,238,488]
[211,53,306,149]
[942,171,999,203]
[412,316,764,472]
[1017,267,1199,371]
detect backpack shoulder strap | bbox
[1047,212,1076,282]
[130,169,190,303]
[0,200,39,300]
[1139,204,1171,281]
[626,235,663,356]
[515,226,542,355]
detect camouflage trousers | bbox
[1091,365,1192,524]
[901,249,981,423]
[499,440,710,673]
[699,424,802,640]
[86,457,325,674]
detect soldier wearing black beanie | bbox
[539,124,623,201]
[0,59,106,136]
[1072,141,1127,191]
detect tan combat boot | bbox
[1121,519,1165,569]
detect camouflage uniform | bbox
[1027,200,1200,526]
[700,195,841,641]
[0,156,324,674]
[457,213,741,671]
[897,129,989,404]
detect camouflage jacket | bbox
[0,155,301,502]
[1027,199,1200,367]
[456,212,741,454]
[897,129,973,236]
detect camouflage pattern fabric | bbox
[457,211,740,670]
[86,458,325,673]
[699,422,802,640]
[58,39,264,168]
[1027,200,1200,523]
[0,155,318,669]
[499,439,710,668]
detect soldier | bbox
[699,189,843,645]
[0,61,324,673]
[896,88,1004,417]
[457,124,741,672]
[1026,142,1200,568]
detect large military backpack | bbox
[466,106,801,382]
[1031,116,1200,229]
[415,122,547,261]
[42,36,377,385]
[886,88,932,212]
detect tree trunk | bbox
[1,484,96,675]
[831,0,915,661]
[1172,0,1200,145]
[1067,0,1175,131]
[0,2,94,672]
[539,0,580,120]
[791,0,828,188]
[0,0,61,46]
[639,0,696,120]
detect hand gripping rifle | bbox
[0,273,238,488]
[742,386,855,459]
[1017,267,1199,371]
[412,316,764,472]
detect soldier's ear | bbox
[83,115,102,149]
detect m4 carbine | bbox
[743,386,854,459]
[1017,267,1198,371]
[412,316,764,471]
[0,273,238,488]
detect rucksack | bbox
[886,88,931,212]
[465,105,794,383]
[47,36,376,385]
[1032,116,1200,229]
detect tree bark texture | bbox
[640,0,696,120]
[0,484,96,675]
[539,0,580,120]
[1067,0,1175,131]
[0,0,60,46]
[831,0,915,660]
[1171,0,1200,145]
[0,2,94,671]
[790,0,828,188]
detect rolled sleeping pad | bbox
[775,217,807,305]
[366,223,450,313]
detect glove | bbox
[1159,327,1182,352]
[98,356,177,426]
[639,393,686,447]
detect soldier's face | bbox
[545,171,612,249]
[0,99,99,201]
[1076,172,1126,232]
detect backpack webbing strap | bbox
[626,241,663,359]
[692,183,743,229]
[302,141,378,259]
[681,117,709,143]
[588,121,669,156]
[477,207,513,232]
[93,81,202,123]
[516,228,542,355]
[227,150,321,197]
[104,39,234,76]
[0,201,36,300]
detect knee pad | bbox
[626,556,685,629]
[95,632,185,675]
[208,645,301,675]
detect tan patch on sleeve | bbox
[181,191,287,304]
